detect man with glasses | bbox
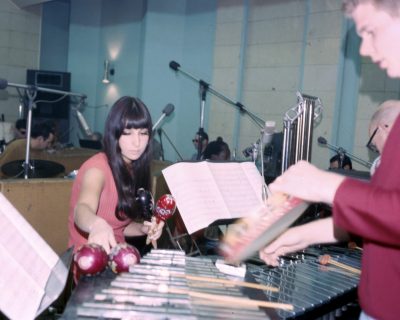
[190,130,208,160]
[367,100,400,154]
[368,100,400,175]
[260,1,400,319]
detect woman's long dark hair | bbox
[103,96,153,221]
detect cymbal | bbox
[1,159,65,178]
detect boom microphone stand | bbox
[0,78,86,179]
[196,81,208,160]
[318,136,372,169]
[157,129,165,161]
[169,61,265,135]
[159,128,183,161]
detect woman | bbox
[203,137,231,161]
[68,97,163,266]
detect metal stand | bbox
[164,222,201,256]
[318,136,372,169]
[3,80,86,179]
[196,81,208,160]
[23,87,37,179]
[157,129,165,161]
[169,61,265,130]
[159,128,183,161]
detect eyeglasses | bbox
[192,139,199,143]
[366,127,379,153]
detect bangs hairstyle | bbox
[104,96,153,221]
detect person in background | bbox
[0,121,55,171]
[368,100,400,175]
[329,154,353,170]
[260,1,400,317]
[14,118,27,139]
[68,96,164,281]
[191,130,208,160]
[203,137,231,161]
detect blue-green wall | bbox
[41,0,216,160]
[40,0,70,71]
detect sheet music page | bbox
[0,245,43,320]
[162,161,265,234]
[238,161,265,203]
[207,162,264,217]
[162,162,231,234]
[0,193,62,320]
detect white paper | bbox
[162,161,265,234]
[0,193,67,320]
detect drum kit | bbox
[0,121,66,178]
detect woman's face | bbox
[118,127,149,163]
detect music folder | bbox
[0,193,72,320]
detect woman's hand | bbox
[142,219,165,248]
[143,219,165,241]
[88,217,117,254]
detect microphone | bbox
[0,78,7,90]
[152,103,175,131]
[262,121,276,145]
[169,61,181,71]
[76,110,93,137]
[318,136,327,145]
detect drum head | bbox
[1,159,65,178]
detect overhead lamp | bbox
[102,59,115,84]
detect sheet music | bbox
[0,193,67,320]
[208,162,264,216]
[162,161,265,234]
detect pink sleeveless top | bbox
[68,153,130,252]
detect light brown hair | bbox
[342,0,400,16]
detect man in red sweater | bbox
[260,2,400,319]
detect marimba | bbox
[62,246,361,319]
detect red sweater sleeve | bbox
[333,177,400,247]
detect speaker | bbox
[26,70,71,143]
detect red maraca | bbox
[146,194,176,247]
[74,243,108,276]
[154,194,176,222]
[108,243,141,273]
